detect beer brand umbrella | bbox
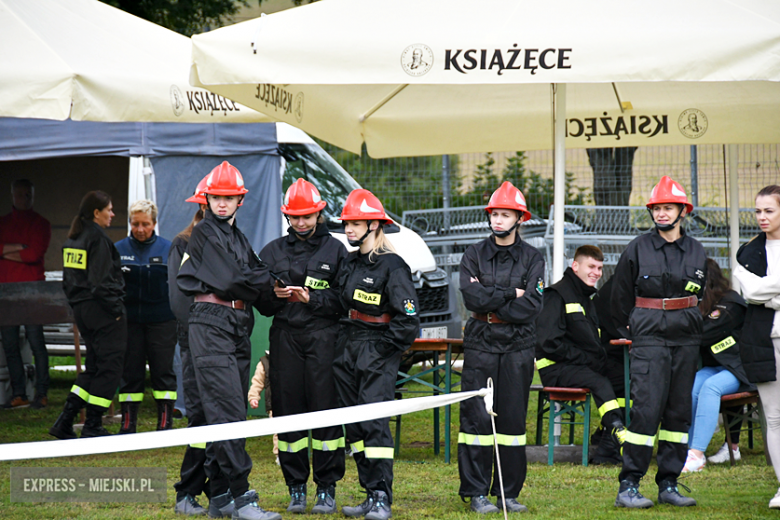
[190,0,780,277]
[0,0,268,122]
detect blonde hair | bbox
[368,225,396,262]
[128,199,158,222]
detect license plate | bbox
[420,326,448,339]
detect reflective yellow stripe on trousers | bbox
[658,429,689,444]
[71,385,111,408]
[312,437,346,451]
[598,399,620,417]
[536,358,556,370]
[278,437,309,453]
[459,432,526,447]
[624,430,655,447]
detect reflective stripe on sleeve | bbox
[536,358,556,370]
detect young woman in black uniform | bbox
[50,190,126,439]
[177,162,279,520]
[611,175,707,508]
[256,178,347,515]
[293,188,419,520]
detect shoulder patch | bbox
[403,299,417,315]
[536,277,544,295]
[708,309,721,319]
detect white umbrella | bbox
[190,0,780,278]
[0,0,268,122]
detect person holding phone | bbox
[255,179,348,515]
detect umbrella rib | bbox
[359,84,408,123]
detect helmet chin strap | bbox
[346,220,375,247]
[285,215,317,239]
[648,204,684,232]
[207,195,240,222]
[487,213,519,239]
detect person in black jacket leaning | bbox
[50,190,126,439]
[536,245,627,460]
[115,199,177,434]
[256,179,347,515]
[457,181,544,515]
[292,188,419,520]
[177,162,279,520]
[169,178,209,516]
[611,176,706,509]
[734,184,780,509]
[682,258,751,473]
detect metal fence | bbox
[319,142,780,219]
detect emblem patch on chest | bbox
[403,299,417,316]
[362,277,374,285]
[354,289,381,305]
[319,263,331,271]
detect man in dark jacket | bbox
[536,245,627,460]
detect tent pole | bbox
[728,144,740,287]
[553,84,567,283]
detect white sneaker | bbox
[708,442,741,464]
[682,450,706,473]
[769,488,780,509]
[275,456,280,466]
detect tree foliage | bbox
[100,0,248,36]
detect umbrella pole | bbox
[552,84,567,283]
[728,145,740,287]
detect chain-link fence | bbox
[318,142,780,219]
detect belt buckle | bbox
[231,300,237,309]
[487,312,494,324]
[661,299,669,310]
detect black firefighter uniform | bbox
[458,234,545,500]
[611,227,707,486]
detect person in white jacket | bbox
[733,184,780,509]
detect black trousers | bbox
[619,345,698,486]
[188,303,253,498]
[458,348,534,500]
[333,328,402,503]
[270,323,345,488]
[539,363,623,428]
[174,325,211,500]
[119,320,177,402]
[1,324,49,398]
[68,300,126,410]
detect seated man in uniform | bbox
[535,245,627,459]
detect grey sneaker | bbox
[364,491,391,520]
[658,481,696,507]
[287,483,306,514]
[311,485,337,514]
[471,495,500,514]
[209,491,234,518]
[497,497,528,513]
[615,481,653,509]
[175,494,207,516]
[342,492,374,517]
[232,490,281,520]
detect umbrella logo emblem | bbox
[170,85,185,117]
[401,44,433,77]
[678,109,708,139]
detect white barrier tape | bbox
[0,389,489,462]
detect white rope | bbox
[485,378,508,520]
[0,389,489,462]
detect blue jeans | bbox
[1,325,49,398]
[689,366,740,452]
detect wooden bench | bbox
[535,386,592,466]
[720,390,765,466]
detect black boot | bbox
[287,483,307,514]
[156,399,175,431]
[591,425,621,465]
[49,398,83,440]
[118,402,140,434]
[81,404,112,438]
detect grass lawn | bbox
[1,369,778,519]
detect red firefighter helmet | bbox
[485,181,532,222]
[185,175,209,204]
[202,162,249,204]
[281,178,327,216]
[339,189,393,224]
[647,175,693,213]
